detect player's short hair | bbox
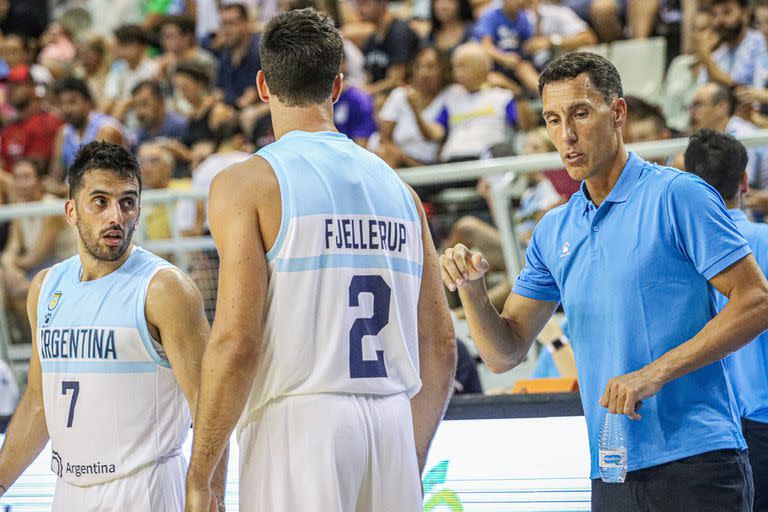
[625,95,668,133]
[685,129,747,201]
[68,141,142,198]
[710,83,737,116]
[53,76,94,103]
[260,8,344,107]
[538,52,623,104]
[710,0,750,8]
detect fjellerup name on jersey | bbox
[324,218,408,253]
[39,328,118,360]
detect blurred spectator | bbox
[560,0,659,42]
[173,59,235,162]
[434,43,530,162]
[697,0,766,86]
[103,25,160,120]
[178,127,252,237]
[142,0,191,29]
[524,0,598,70]
[130,80,188,150]
[333,80,376,146]
[378,46,460,167]
[0,34,54,86]
[73,34,111,108]
[474,0,540,94]
[690,82,768,189]
[358,0,420,95]
[446,127,562,315]
[454,339,483,394]
[136,142,189,243]
[0,358,19,419]
[0,0,48,39]
[156,15,216,87]
[427,0,476,56]
[0,159,73,340]
[0,66,63,172]
[37,22,78,80]
[50,77,126,188]
[215,3,262,108]
[81,0,144,38]
[623,96,673,165]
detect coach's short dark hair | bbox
[114,24,149,45]
[685,129,747,201]
[53,76,93,103]
[68,142,142,198]
[538,52,623,103]
[260,8,344,107]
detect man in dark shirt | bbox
[358,0,419,96]
[215,3,262,108]
[0,65,62,172]
[130,80,188,151]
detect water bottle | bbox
[598,411,627,483]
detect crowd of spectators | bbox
[0,0,768,387]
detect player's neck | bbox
[78,244,134,282]
[270,102,338,140]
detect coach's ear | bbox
[331,73,343,104]
[613,97,627,130]
[64,198,77,227]
[256,70,270,103]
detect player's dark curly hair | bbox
[68,141,142,198]
[260,7,344,107]
[538,52,623,104]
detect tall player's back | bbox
[239,130,423,428]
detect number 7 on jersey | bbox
[62,380,80,428]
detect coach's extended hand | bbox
[439,243,490,291]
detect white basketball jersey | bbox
[238,130,423,433]
[37,247,191,486]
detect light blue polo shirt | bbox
[513,152,750,479]
[718,209,768,424]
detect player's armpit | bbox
[0,269,50,491]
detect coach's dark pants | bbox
[744,418,768,511]
[591,449,754,512]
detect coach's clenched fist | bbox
[439,244,491,292]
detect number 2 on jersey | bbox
[349,275,391,379]
[62,380,79,428]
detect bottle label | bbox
[599,449,627,468]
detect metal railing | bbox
[2,130,768,384]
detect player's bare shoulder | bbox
[145,267,205,330]
[211,154,279,207]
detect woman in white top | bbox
[377,46,461,167]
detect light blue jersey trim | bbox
[41,361,158,374]
[259,150,291,262]
[275,254,422,277]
